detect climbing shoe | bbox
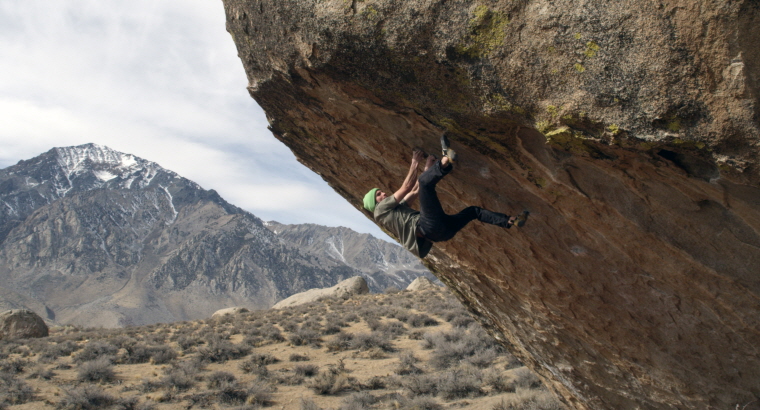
[514,210,530,227]
[441,133,457,163]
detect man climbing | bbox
[363,135,528,258]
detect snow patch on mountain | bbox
[51,143,184,193]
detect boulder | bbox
[0,309,48,340]
[273,276,369,309]
[211,307,250,318]
[224,1,760,409]
[406,277,438,291]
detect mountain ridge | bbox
[0,144,429,327]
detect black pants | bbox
[417,160,512,242]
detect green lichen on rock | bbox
[584,41,600,58]
[455,5,509,59]
[361,4,379,20]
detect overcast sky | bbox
[0,0,389,239]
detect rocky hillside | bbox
[265,222,437,292]
[223,1,760,409]
[0,145,425,328]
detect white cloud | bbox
[0,0,389,240]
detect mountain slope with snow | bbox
[0,144,425,327]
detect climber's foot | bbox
[441,133,457,163]
[514,210,529,228]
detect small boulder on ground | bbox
[0,309,49,340]
[273,276,369,309]
[407,277,438,291]
[211,307,250,318]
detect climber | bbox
[363,135,528,258]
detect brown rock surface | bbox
[0,309,48,340]
[222,0,760,409]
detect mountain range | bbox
[0,144,432,327]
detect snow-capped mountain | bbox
[0,144,429,327]
[0,144,206,242]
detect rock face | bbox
[272,276,369,308]
[211,307,250,318]
[406,277,438,291]
[0,309,48,340]
[223,1,760,409]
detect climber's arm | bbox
[402,180,420,205]
[393,149,424,203]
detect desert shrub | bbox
[492,388,564,410]
[426,328,503,370]
[0,358,28,374]
[326,331,353,352]
[289,328,322,348]
[119,344,177,365]
[289,353,310,362]
[28,365,55,380]
[197,338,251,363]
[73,341,118,363]
[323,313,349,328]
[302,319,322,331]
[24,339,49,355]
[343,312,360,323]
[0,374,35,405]
[339,391,377,410]
[142,360,202,392]
[245,379,275,406]
[281,320,299,333]
[239,358,269,377]
[408,330,426,340]
[207,371,236,388]
[186,381,268,407]
[177,335,204,351]
[395,351,423,375]
[512,367,543,389]
[308,371,357,395]
[398,396,442,410]
[379,321,407,338]
[449,313,475,328]
[57,385,115,410]
[350,332,394,352]
[322,324,342,335]
[294,364,319,377]
[437,367,484,400]
[243,323,285,346]
[401,374,438,397]
[108,335,137,349]
[404,313,439,328]
[114,396,156,410]
[39,340,80,362]
[466,347,500,368]
[300,398,322,410]
[77,357,116,383]
[363,376,387,390]
[251,353,279,365]
[483,369,516,394]
[365,317,381,331]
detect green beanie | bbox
[363,188,380,213]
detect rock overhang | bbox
[222,1,760,409]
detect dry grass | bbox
[0,287,566,410]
